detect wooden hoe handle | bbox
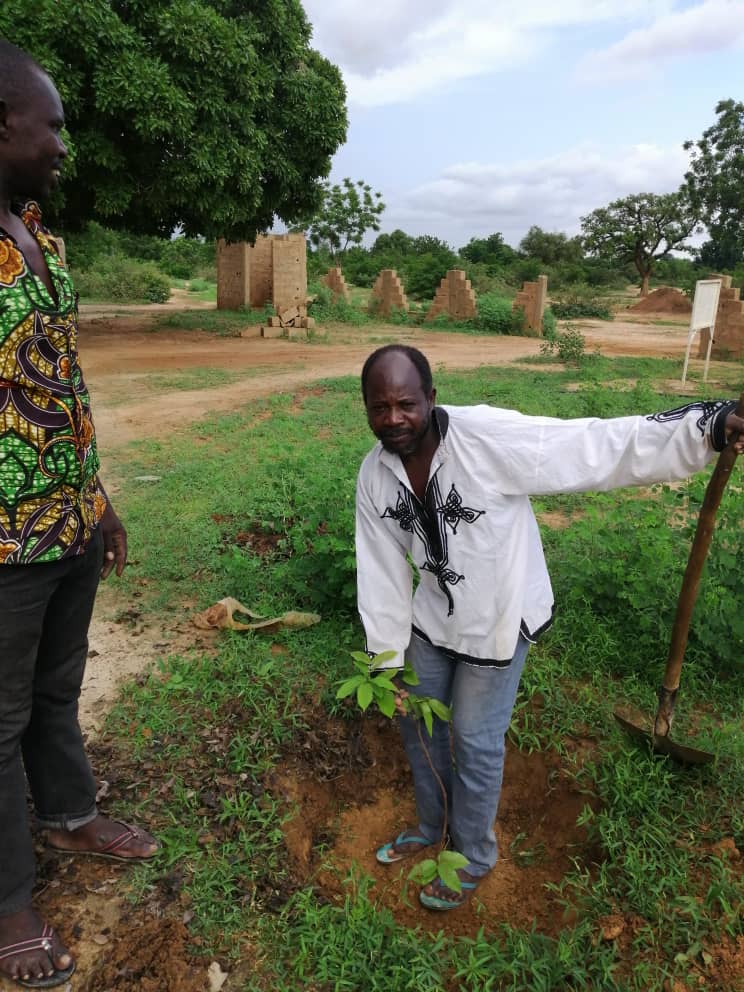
[655,392,744,737]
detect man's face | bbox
[364,353,436,458]
[0,69,67,202]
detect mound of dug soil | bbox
[630,287,692,315]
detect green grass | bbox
[187,278,217,301]
[100,356,743,991]
[155,307,271,335]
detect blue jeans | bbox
[398,632,529,877]
[0,530,102,916]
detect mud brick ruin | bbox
[512,274,548,336]
[320,266,351,302]
[368,269,408,318]
[217,233,307,313]
[425,269,477,322]
[697,274,744,360]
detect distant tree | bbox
[683,99,744,269]
[0,0,347,240]
[697,236,741,272]
[402,240,458,299]
[460,233,516,267]
[372,230,414,255]
[303,178,385,257]
[581,193,698,295]
[519,226,583,265]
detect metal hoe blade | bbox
[613,711,714,766]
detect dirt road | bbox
[81,311,696,454]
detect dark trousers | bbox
[0,530,102,916]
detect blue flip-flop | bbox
[375,830,432,865]
[419,874,479,911]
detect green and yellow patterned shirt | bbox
[0,201,105,564]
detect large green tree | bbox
[581,192,698,295]
[302,177,385,256]
[0,0,347,240]
[684,99,744,270]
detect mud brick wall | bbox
[512,274,548,336]
[271,234,308,312]
[217,233,308,311]
[247,236,274,308]
[368,269,408,318]
[320,266,351,302]
[217,240,251,309]
[425,269,476,322]
[697,275,744,361]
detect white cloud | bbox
[577,0,744,83]
[303,0,670,106]
[385,142,691,246]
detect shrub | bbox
[475,292,524,334]
[542,307,557,338]
[72,254,171,303]
[308,285,368,324]
[188,277,213,293]
[550,287,612,320]
[539,325,588,365]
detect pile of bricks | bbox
[261,304,315,339]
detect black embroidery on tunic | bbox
[381,477,485,617]
[646,400,725,436]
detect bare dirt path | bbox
[81,311,697,455]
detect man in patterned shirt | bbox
[0,40,158,987]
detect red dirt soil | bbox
[629,287,692,314]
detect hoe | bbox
[614,392,743,765]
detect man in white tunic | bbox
[355,344,742,910]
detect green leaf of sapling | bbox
[428,699,452,723]
[438,851,469,870]
[357,681,374,711]
[408,859,438,885]
[376,692,396,719]
[350,651,373,665]
[401,661,420,686]
[336,676,364,699]
[420,700,434,737]
[438,864,463,893]
[371,649,398,667]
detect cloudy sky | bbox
[301,0,744,251]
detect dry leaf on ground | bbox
[192,597,320,633]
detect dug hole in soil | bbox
[272,709,599,939]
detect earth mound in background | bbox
[629,287,692,314]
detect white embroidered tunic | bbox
[355,400,735,670]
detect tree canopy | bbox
[0,0,348,240]
[581,193,698,295]
[519,226,583,266]
[302,178,384,256]
[684,99,744,270]
[459,233,516,268]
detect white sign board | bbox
[690,279,721,330]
